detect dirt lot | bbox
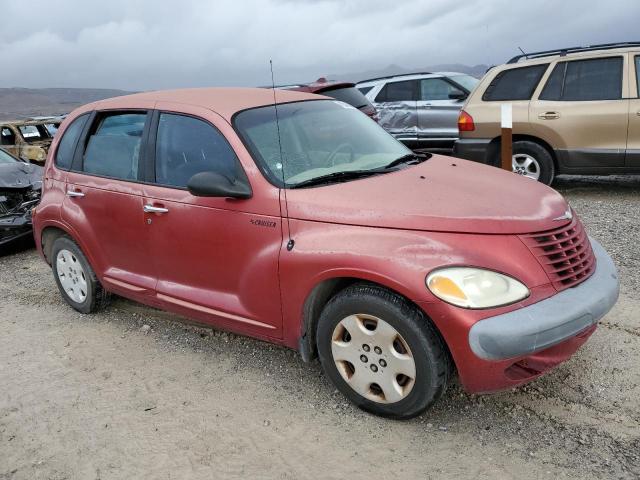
[1,176,639,480]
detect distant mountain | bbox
[330,63,490,83]
[0,88,133,121]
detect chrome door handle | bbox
[538,111,560,120]
[66,190,85,198]
[143,204,169,214]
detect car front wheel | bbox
[510,140,555,185]
[316,284,451,419]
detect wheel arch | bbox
[488,134,558,170]
[41,225,71,265]
[40,223,98,274]
[298,276,454,375]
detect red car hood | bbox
[285,156,569,234]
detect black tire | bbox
[51,236,109,314]
[511,140,555,185]
[316,284,450,419]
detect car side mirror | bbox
[187,171,252,199]
[448,89,467,100]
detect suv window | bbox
[155,113,243,188]
[419,78,458,101]
[55,114,89,170]
[375,80,416,102]
[540,57,623,101]
[357,86,373,95]
[83,112,147,180]
[482,64,548,101]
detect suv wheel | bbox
[511,140,555,185]
[316,284,450,419]
[51,236,109,313]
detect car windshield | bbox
[234,100,411,187]
[450,75,479,92]
[0,149,18,164]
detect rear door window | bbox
[482,64,548,101]
[357,86,373,95]
[55,114,89,170]
[375,80,417,102]
[419,78,458,101]
[154,113,244,188]
[82,112,148,180]
[540,57,623,101]
[18,125,50,142]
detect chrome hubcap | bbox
[331,314,416,404]
[56,249,87,303]
[512,153,540,180]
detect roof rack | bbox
[507,41,640,64]
[357,71,432,84]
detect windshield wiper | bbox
[289,169,386,189]
[383,152,430,170]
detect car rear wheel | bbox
[316,284,450,419]
[510,140,555,185]
[51,236,109,314]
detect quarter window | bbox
[55,114,88,170]
[83,113,147,180]
[155,113,243,188]
[540,57,623,101]
[482,64,548,101]
[0,127,15,146]
[419,78,458,101]
[375,80,416,102]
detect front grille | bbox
[520,217,596,291]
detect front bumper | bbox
[468,238,619,361]
[452,138,492,163]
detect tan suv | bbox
[453,42,640,184]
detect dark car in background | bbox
[277,78,378,120]
[0,147,43,246]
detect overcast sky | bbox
[1,0,638,90]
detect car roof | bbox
[77,87,324,122]
[356,71,468,87]
[0,119,57,127]
[503,46,640,67]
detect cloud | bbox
[0,0,638,89]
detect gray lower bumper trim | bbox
[469,238,619,361]
[452,138,492,163]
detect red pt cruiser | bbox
[33,88,619,419]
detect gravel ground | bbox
[0,175,639,480]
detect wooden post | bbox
[500,104,513,171]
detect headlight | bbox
[426,267,529,309]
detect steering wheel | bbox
[326,143,354,167]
